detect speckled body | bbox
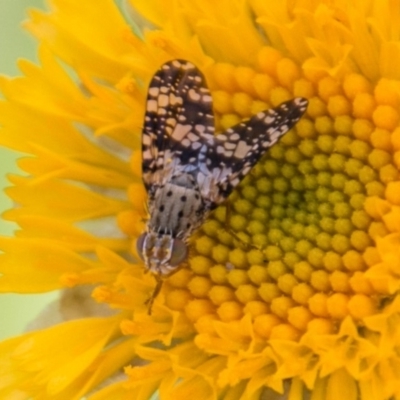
[137,59,308,284]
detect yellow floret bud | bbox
[270,296,295,319]
[234,66,256,94]
[334,219,352,235]
[349,272,373,294]
[327,293,349,319]
[258,46,282,77]
[232,92,252,116]
[375,78,400,107]
[296,117,317,139]
[323,251,343,271]
[391,127,400,150]
[185,299,215,322]
[209,265,229,284]
[288,306,313,331]
[258,282,281,303]
[212,244,230,263]
[219,113,241,130]
[246,249,265,265]
[328,95,351,117]
[267,260,287,280]
[380,164,398,184]
[212,90,233,114]
[190,255,213,275]
[353,93,376,118]
[335,136,352,155]
[312,154,329,170]
[307,97,328,119]
[277,273,298,295]
[264,245,283,261]
[353,118,373,141]
[350,230,372,251]
[365,181,385,197]
[292,283,315,305]
[276,58,300,89]
[329,270,350,292]
[373,105,400,130]
[342,250,366,271]
[188,276,213,297]
[212,63,238,91]
[369,149,391,169]
[252,74,275,101]
[251,100,269,114]
[349,139,371,161]
[331,234,351,254]
[244,301,269,317]
[364,245,383,266]
[348,294,376,319]
[333,115,353,136]
[368,221,389,240]
[227,269,249,288]
[269,87,292,106]
[308,293,329,317]
[209,285,235,305]
[315,116,334,135]
[318,76,342,100]
[294,261,313,281]
[217,301,243,321]
[343,73,372,99]
[299,139,317,157]
[333,202,352,218]
[235,284,259,304]
[227,249,248,269]
[195,235,216,256]
[293,78,315,98]
[308,248,325,268]
[310,270,330,291]
[385,181,400,205]
[248,265,268,284]
[370,128,392,151]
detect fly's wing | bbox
[141,59,215,193]
[197,98,308,207]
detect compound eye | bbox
[136,233,147,261]
[169,238,188,266]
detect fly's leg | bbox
[146,275,163,315]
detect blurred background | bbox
[0,0,59,340]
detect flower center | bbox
[158,48,400,341]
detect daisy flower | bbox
[1,1,400,399]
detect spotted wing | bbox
[141,59,215,193]
[197,97,308,207]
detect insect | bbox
[136,59,308,311]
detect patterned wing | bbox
[141,59,215,192]
[196,98,308,207]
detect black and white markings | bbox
[137,59,308,299]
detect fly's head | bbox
[136,230,188,276]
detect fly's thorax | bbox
[136,230,187,276]
[148,177,206,239]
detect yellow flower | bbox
[1,0,400,399]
